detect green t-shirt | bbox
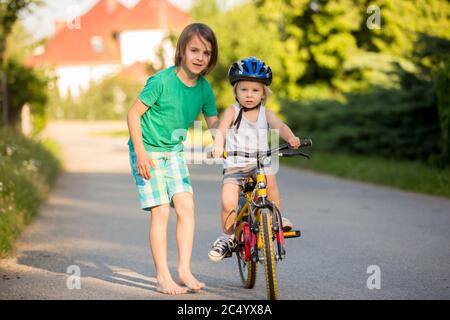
[129,66,217,152]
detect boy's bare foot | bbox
[156,278,188,295]
[178,271,205,291]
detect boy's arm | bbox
[210,106,235,157]
[215,106,235,146]
[205,115,219,130]
[127,99,147,153]
[266,109,301,148]
[127,99,155,179]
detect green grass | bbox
[0,128,61,258]
[281,151,450,198]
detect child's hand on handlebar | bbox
[288,136,301,149]
[211,145,224,158]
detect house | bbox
[26,0,191,98]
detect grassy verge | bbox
[0,127,61,258]
[281,151,450,198]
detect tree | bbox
[0,0,41,63]
[6,20,35,63]
[255,0,362,99]
[191,0,284,113]
[0,0,42,125]
[255,0,450,99]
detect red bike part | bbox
[243,223,252,262]
[276,230,285,247]
[237,222,252,262]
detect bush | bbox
[283,35,450,167]
[0,127,60,257]
[283,82,441,163]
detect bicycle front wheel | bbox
[260,209,278,300]
[237,222,257,288]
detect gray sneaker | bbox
[281,217,293,231]
[208,235,234,262]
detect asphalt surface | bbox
[1,121,449,300]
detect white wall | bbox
[119,29,175,68]
[56,64,121,98]
[55,30,177,98]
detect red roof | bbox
[113,0,191,31]
[27,0,191,67]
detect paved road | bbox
[1,121,449,300]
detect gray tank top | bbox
[224,103,269,169]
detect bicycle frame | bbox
[232,140,311,254]
[233,151,288,262]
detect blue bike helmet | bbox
[228,56,272,86]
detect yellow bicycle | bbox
[221,139,312,300]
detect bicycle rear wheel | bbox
[260,209,278,300]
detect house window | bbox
[90,36,104,53]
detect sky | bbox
[21,0,193,40]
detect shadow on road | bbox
[14,250,252,298]
[16,250,159,292]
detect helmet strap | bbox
[233,102,261,130]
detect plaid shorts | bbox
[129,149,193,211]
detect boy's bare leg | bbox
[150,204,188,295]
[221,183,241,234]
[172,192,205,291]
[266,174,281,210]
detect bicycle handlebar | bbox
[208,138,313,159]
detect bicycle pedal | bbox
[283,230,301,238]
[224,251,233,258]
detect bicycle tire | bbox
[261,209,278,300]
[237,222,257,288]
